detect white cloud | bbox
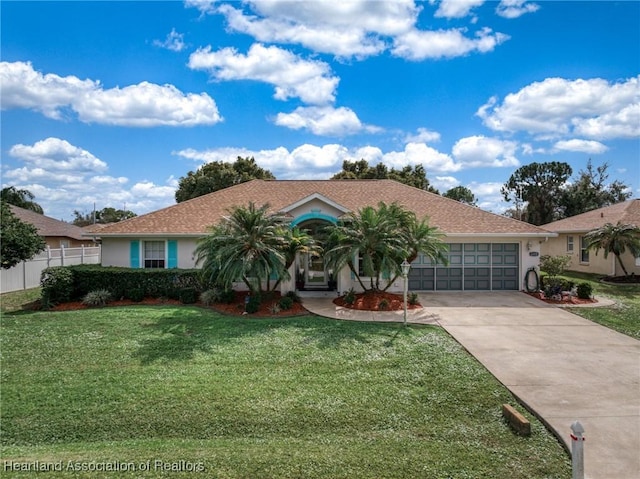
[553,139,609,154]
[75,81,222,127]
[382,142,459,172]
[184,0,217,15]
[433,176,460,191]
[0,61,222,126]
[572,103,640,140]
[215,1,418,59]
[188,43,339,105]
[496,0,539,19]
[191,1,511,62]
[274,106,380,136]
[477,76,640,140]
[468,181,509,213]
[3,138,178,219]
[404,127,441,144]
[174,144,352,179]
[8,137,108,172]
[433,0,485,19]
[452,136,520,168]
[153,28,187,52]
[392,27,509,61]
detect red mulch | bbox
[525,291,597,305]
[334,291,421,311]
[49,292,307,317]
[209,291,308,317]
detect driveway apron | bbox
[421,292,640,479]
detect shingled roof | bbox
[542,199,640,233]
[95,179,552,237]
[9,205,87,241]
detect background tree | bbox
[72,207,137,226]
[584,222,640,276]
[559,160,631,217]
[0,186,44,214]
[443,186,477,206]
[175,157,275,203]
[331,160,439,193]
[501,161,572,225]
[1,201,46,269]
[194,203,289,294]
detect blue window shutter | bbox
[130,240,140,268]
[167,240,178,269]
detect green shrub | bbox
[40,267,74,307]
[200,289,221,306]
[278,296,294,310]
[82,289,112,307]
[128,288,145,302]
[45,265,204,301]
[179,287,197,304]
[408,292,420,305]
[378,298,390,310]
[285,291,301,303]
[543,276,565,298]
[576,282,593,299]
[268,303,281,315]
[245,294,262,314]
[343,288,357,305]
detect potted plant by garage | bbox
[296,268,305,291]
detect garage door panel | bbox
[409,243,519,291]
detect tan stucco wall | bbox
[541,234,617,276]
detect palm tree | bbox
[382,213,448,291]
[325,202,447,292]
[584,222,640,276]
[271,226,322,291]
[194,203,289,294]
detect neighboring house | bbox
[91,179,555,293]
[541,199,640,276]
[8,205,97,249]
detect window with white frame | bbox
[566,236,574,252]
[144,241,165,268]
[580,236,589,263]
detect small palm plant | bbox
[584,222,640,276]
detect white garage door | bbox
[408,243,519,291]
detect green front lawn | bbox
[560,271,640,339]
[0,304,570,478]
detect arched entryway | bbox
[291,214,336,291]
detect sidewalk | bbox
[302,292,640,479]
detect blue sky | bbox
[2,0,638,221]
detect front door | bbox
[306,254,327,288]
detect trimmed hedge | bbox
[40,265,208,304]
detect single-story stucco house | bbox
[541,199,640,277]
[91,179,556,294]
[9,204,97,249]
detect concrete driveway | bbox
[421,292,640,479]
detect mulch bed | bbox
[47,292,308,317]
[525,291,597,305]
[334,291,421,311]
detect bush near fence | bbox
[40,265,208,305]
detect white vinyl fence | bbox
[1,246,101,294]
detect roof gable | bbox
[8,205,88,241]
[542,200,640,233]
[96,179,552,237]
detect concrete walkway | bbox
[302,292,640,479]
